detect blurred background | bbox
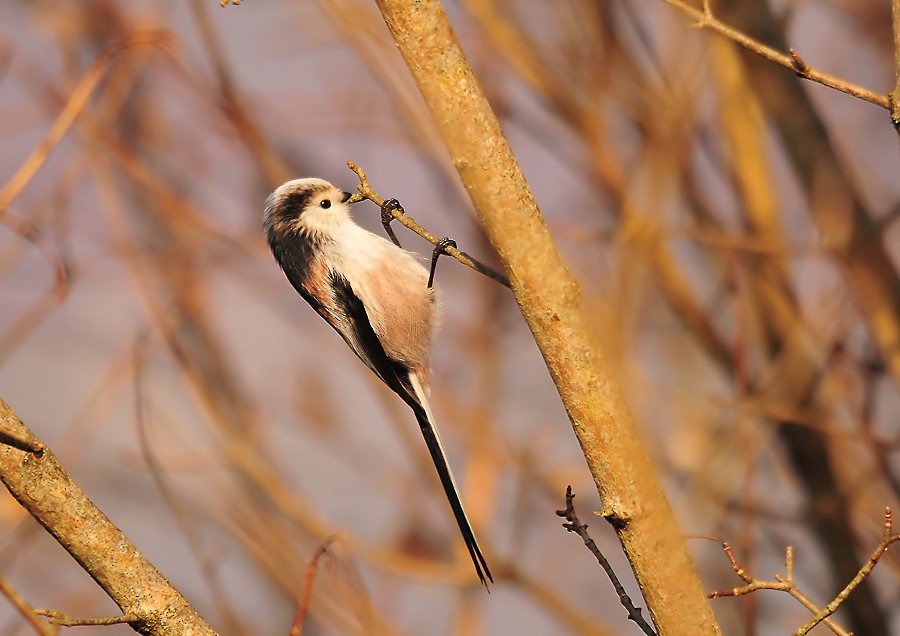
[0,0,899,634]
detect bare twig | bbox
[795,508,899,635]
[662,0,891,110]
[557,486,657,636]
[699,536,849,636]
[35,611,139,627]
[346,161,511,288]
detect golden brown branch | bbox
[0,397,217,636]
[371,1,721,633]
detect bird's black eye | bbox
[319,199,331,209]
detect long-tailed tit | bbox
[264,178,492,587]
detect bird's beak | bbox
[341,191,353,203]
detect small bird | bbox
[264,178,491,587]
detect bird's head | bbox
[264,178,354,241]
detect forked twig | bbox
[700,536,847,636]
[699,510,900,636]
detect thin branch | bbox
[556,486,657,636]
[795,508,899,635]
[346,161,511,288]
[661,0,891,110]
[35,611,139,627]
[699,536,849,636]
[133,337,246,635]
[189,0,290,188]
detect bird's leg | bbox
[380,198,404,248]
[381,197,511,290]
[428,237,457,289]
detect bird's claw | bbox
[380,198,404,248]
[428,237,457,288]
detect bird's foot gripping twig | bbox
[346,161,511,289]
[379,198,404,248]
[428,237,457,288]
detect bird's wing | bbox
[326,271,408,388]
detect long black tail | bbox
[323,274,491,586]
[406,373,492,588]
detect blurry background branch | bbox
[662,0,892,110]
[0,31,173,216]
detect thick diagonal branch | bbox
[372,1,720,633]
[0,397,217,636]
